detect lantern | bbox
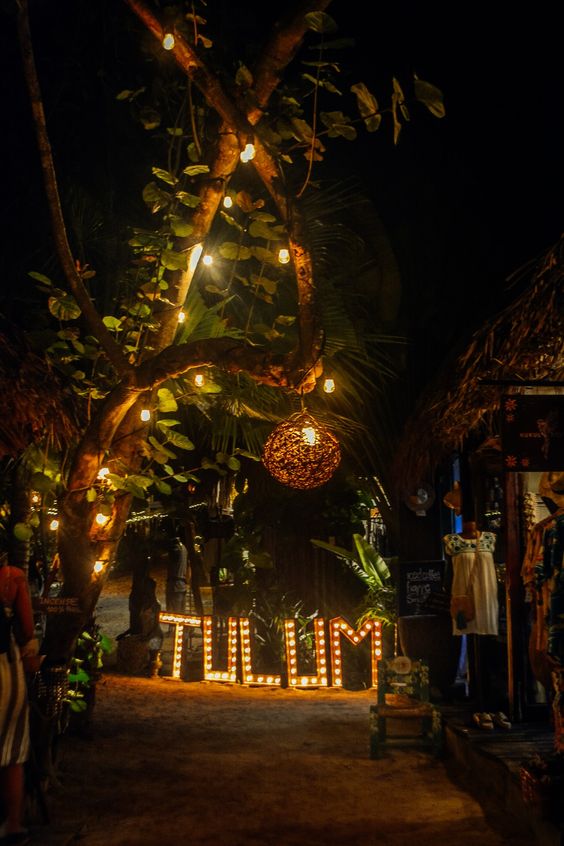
[261,410,341,490]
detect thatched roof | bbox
[394,234,564,490]
[0,326,80,458]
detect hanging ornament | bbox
[261,410,341,490]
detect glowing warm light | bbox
[202,617,238,683]
[159,612,202,680]
[329,617,382,690]
[240,143,256,163]
[178,310,186,323]
[240,618,281,686]
[302,426,317,446]
[93,560,105,574]
[97,467,110,480]
[162,32,175,50]
[49,519,59,531]
[202,254,213,267]
[31,493,40,505]
[140,409,151,422]
[95,512,110,526]
[194,373,205,387]
[223,195,233,209]
[323,377,335,394]
[278,248,290,265]
[284,618,328,687]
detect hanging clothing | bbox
[443,531,498,636]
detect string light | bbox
[178,310,186,323]
[49,518,59,531]
[278,248,290,265]
[323,377,335,394]
[223,195,233,209]
[140,409,151,422]
[162,32,175,50]
[194,373,205,387]
[93,560,106,574]
[97,467,110,480]
[31,493,40,505]
[240,143,256,163]
[95,512,110,526]
[202,254,213,267]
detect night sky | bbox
[2,1,563,379]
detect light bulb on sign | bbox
[278,248,290,265]
[162,33,175,50]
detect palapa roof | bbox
[0,326,80,458]
[394,234,564,490]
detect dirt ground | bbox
[26,570,531,846]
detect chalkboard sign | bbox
[398,560,445,617]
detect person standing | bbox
[165,532,188,615]
[0,553,39,846]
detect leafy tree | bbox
[9,0,444,662]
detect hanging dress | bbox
[443,531,498,636]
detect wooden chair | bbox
[369,656,443,759]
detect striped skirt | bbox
[0,646,30,765]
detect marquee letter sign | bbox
[159,613,383,689]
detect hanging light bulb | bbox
[95,512,110,526]
[194,373,205,387]
[278,248,290,265]
[240,143,256,163]
[140,409,151,422]
[301,426,317,446]
[162,32,175,50]
[323,377,335,394]
[49,518,59,532]
[97,467,110,480]
[93,560,105,574]
[178,310,186,323]
[202,254,213,267]
[31,493,40,505]
[223,195,233,209]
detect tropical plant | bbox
[311,532,397,627]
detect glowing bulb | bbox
[223,195,233,209]
[178,310,186,323]
[97,467,110,480]
[302,426,317,445]
[240,143,256,163]
[95,512,110,526]
[49,519,59,531]
[93,560,105,574]
[140,409,151,422]
[202,254,213,266]
[31,493,40,504]
[194,373,205,387]
[162,32,175,50]
[323,377,335,394]
[278,248,290,265]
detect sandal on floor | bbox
[473,711,494,730]
[492,711,511,730]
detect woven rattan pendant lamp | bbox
[261,409,341,490]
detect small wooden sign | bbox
[36,597,81,614]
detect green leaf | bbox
[48,294,81,321]
[86,487,98,502]
[157,388,178,412]
[169,216,193,237]
[28,271,52,286]
[102,315,123,331]
[304,11,338,33]
[152,167,178,186]
[31,471,55,493]
[182,164,210,176]
[248,220,284,241]
[176,191,201,208]
[160,250,188,271]
[350,83,381,132]
[219,243,252,261]
[165,430,195,451]
[227,456,241,471]
[199,381,222,394]
[156,418,181,429]
[142,182,171,213]
[126,474,153,490]
[155,479,172,495]
[413,76,446,118]
[148,436,177,459]
[13,523,33,542]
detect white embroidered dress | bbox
[443,532,499,636]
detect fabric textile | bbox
[443,532,499,636]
